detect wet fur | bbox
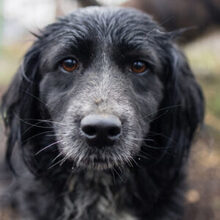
[1,7,204,220]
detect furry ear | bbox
[147,45,204,169]
[1,43,41,170]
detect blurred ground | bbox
[0,31,220,219]
[183,31,220,220]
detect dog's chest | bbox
[61,173,137,220]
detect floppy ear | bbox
[147,45,204,169]
[1,43,41,170]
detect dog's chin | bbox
[75,156,125,171]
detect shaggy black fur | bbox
[1,7,204,220]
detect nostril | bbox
[108,126,121,138]
[82,125,97,137]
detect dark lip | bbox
[86,156,113,165]
[79,156,120,170]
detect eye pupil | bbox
[131,61,147,73]
[61,58,78,72]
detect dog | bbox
[1,7,204,220]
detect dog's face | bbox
[38,7,165,170]
[2,7,204,173]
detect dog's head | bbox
[2,7,204,173]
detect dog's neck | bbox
[59,169,137,220]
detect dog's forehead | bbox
[68,7,153,25]
[40,7,165,69]
[59,7,160,40]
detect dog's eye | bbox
[131,61,148,74]
[61,58,79,72]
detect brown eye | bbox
[61,58,79,72]
[131,61,148,74]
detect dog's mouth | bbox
[55,115,141,171]
[74,152,127,170]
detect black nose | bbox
[80,114,122,147]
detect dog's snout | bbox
[80,114,122,147]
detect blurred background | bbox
[0,0,219,219]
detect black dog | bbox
[1,7,204,220]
